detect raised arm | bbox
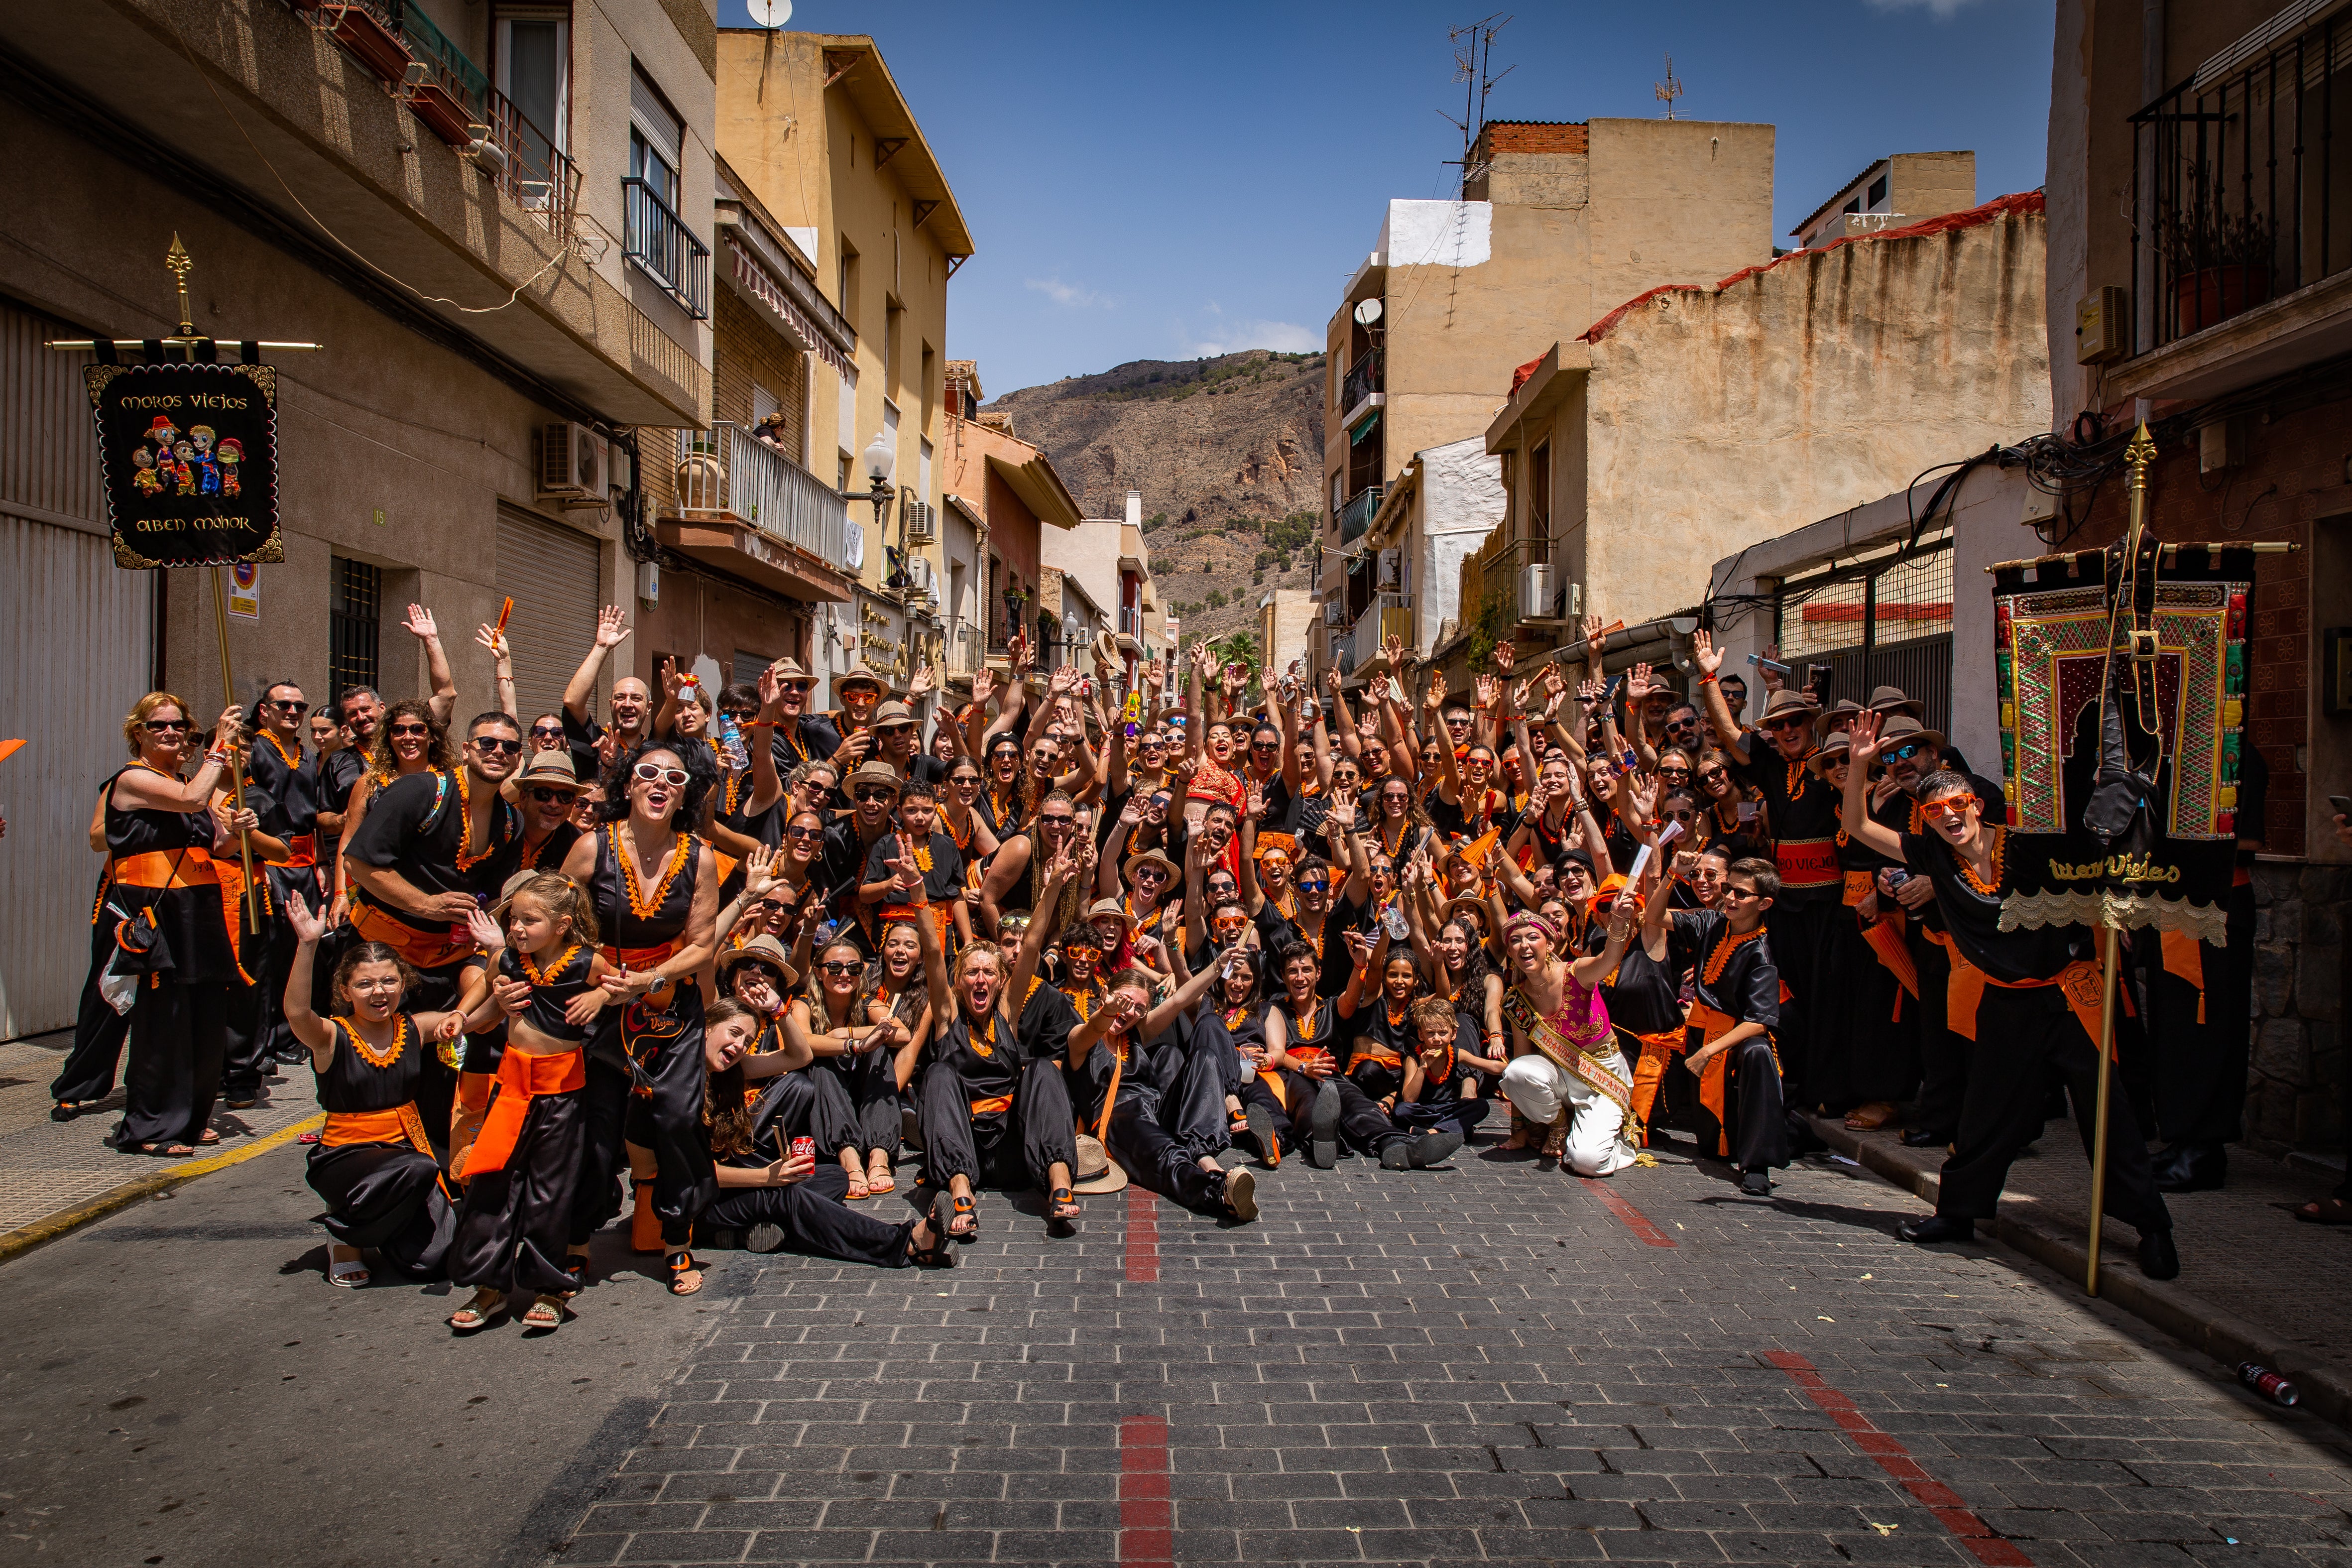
[1327,667,1361,761]
[565,605,629,726]
[1840,713,1906,860]
[1567,890,1639,990]
[403,605,459,730]
[475,622,518,720]
[1690,631,1752,767]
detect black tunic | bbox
[1897,828,2081,984]
[346,769,523,959]
[1671,911,1781,1037]
[103,764,234,985]
[1733,750,1842,906]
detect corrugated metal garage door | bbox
[0,304,155,1039]
[496,505,601,727]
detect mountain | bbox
[983,350,1328,649]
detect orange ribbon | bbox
[351,897,473,971]
[2160,928,2206,1024]
[321,1101,435,1157]
[457,1048,587,1177]
[968,1093,1014,1117]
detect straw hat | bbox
[1876,713,1948,755]
[715,934,797,985]
[1071,1132,1129,1194]
[1807,730,1854,775]
[1123,847,1180,885]
[870,700,917,731]
[1760,689,1821,722]
[514,749,585,791]
[1866,684,1926,720]
[835,663,888,697]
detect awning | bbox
[725,236,853,376]
[1348,408,1382,447]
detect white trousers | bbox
[1502,1052,1636,1178]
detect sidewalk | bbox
[1810,1110,2352,1424]
[0,1030,320,1256]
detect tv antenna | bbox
[747,0,791,27]
[1438,12,1515,195]
[1654,54,1683,120]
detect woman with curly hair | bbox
[331,698,455,913]
[790,929,920,1199]
[556,739,721,1295]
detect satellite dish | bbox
[1353,298,1382,327]
[747,0,791,27]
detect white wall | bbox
[1042,517,1123,631]
[1413,435,1507,653]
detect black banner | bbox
[85,361,281,568]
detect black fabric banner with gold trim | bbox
[85,362,281,568]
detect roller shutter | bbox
[495,505,601,727]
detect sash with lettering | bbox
[86,360,282,568]
[1500,982,1632,1115]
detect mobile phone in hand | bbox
[2331,794,2352,819]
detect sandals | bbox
[1540,1112,1569,1164]
[866,1153,896,1196]
[2295,1196,2352,1226]
[666,1250,704,1296]
[448,1289,504,1331]
[1048,1186,1082,1224]
[135,1142,196,1159]
[50,1100,99,1123]
[843,1162,871,1201]
[910,1191,957,1268]
[562,1252,589,1294]
[522,1294,566,1328]
[194,1128,222,1145]
[946,1193,978,1240]
[326,1250,369,1289]
[1843,1102,1896,1131]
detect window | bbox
[495,8,569,153]
[837,362,857,459]
[920,343,935,427]
[836,238,859,324]
[628,68,682,209]
[919,436,933,502]
[329,556,381,707]
[623,66,705,315]
[1529,440,1551,540]
[751,381,778,428]
[884,301,903,391]
[1867,173,1889,209]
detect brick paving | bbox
[0,1030,318,1234]
[526,1139,2352,1567]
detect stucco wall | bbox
[1412,437,1507,655]
[1580,199,2051,629]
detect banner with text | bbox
[85,362,282,568]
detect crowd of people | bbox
[59,603,2261,1333]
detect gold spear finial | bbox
[2123,420,2156,483]
[165,233,195,337]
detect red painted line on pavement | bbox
[1119,1412,1172,1567]
[1579,1176,1676,1247]
[1124,1183,1159,1283]
[1764,1350,2032,1567]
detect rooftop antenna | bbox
[746,0,791,26]
[1654,54,1683,121]
[1438,12,1515,195]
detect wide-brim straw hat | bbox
[1071,1132,1129,1194]
[1877,713,1948,755]
[716,934,797,983]
[1867,684,1926,720]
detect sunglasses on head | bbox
[527,786,576,804]
[144,718,194,733]
[819,960,862,976]
[1920,793,1977,821]
[389,722,432,738]
[633,762,690,787]
[472,735,524,755]
[852,785,898,803]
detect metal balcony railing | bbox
[623,176,711,319]
[1480,536,1561,626]
[2130,10,2352,349]
[945,621,980,675]
[1337,483,1385,545]
[673,422,848,568]
[1340,347,1383,413]
[1119,604,1147,639]
[1349,591,1411,661]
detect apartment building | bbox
[1316,117,1775,680]
[940,375,1084,679]
[0,0,715,1037]
[1045,489,1165,682]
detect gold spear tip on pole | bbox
[165,234,196,336]
[2124,421,2157,477]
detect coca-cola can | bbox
[2237,1362,2301,1406]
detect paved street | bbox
[5,1127,2351,1568]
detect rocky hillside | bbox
[985,351,1327,647]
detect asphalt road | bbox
[7,1130,2352,1567]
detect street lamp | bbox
[839,431,897,523]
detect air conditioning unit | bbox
[1377,548,1400,589]
[538,422,609,504]
[902,498,937,545]
[1321,598,1347,626]
[1521,563,1556,620]
[908,556,934,592]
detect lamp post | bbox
[839,431,896,529]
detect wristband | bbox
[1699,672,1718,685]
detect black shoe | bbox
[1739,1169,1772,1197]
[1380,1140,1410,1170]
[223,1097,257,1111]
[1901,1128,1950,1148]
[1899,1214,1976,1245]
[1407,1130,1464,1169]
[1244,1101,1280,1167]
[1220,1167,1258,1223]
[2137,1228,2180,1280]
[271,1046,309,1065]
[1308,1082,1341,1169]
[2154,1142,2227,1194]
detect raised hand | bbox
[1423,668,1445,712]
[1625,774,1660,824]
[1356,714,1379,741]
[970,665,998,709]
[1244,781,1266,823]
[1690,628,1724,676]
[1326,790,1358,831]
[464,905,504,954]
[1625,662,1656,705]
[742,844,780,899]
[908,664,937,701]
[1582,612,1609,663]
[1758,643,1786,693]
[1493,639,1516,678]
[1009,632,1033,673]
[1474,673,1498,711]
[402,603,440,642]
[474,623,510,662]
[659,656,683,700]
[594,605,630,649]
[285,890,326,945]
[1577,676,1602,708]
[1048,664,1078,696]
[1383,631,1407,668]
[1846,710,1886,766]
[1143,659,1166,696]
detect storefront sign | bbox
[85,361,281,568]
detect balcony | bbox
[2129,11,2350,353]
[1340,348,1383,415]
[659,423,851,602]
[1337,483,1385,545]
[624,177,712,320]
[1349,591,1411,664]
[1479,536,1565,627]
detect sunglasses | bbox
[1666,809,1697,824]
[527,786,576,804]
[633,763,691,787]
[1040,814,1076,829]
[724,709,757,723]
[1698,767,1728,785]
[780,681,812,695]
[530,724,565,739]
[1251,739,1279,750]
[144,718,194,733]
[1920,794,1977,821]
[1658,766,1690,779]
[389,722,432,738]
[1761,717,1811,733]
[852,785,899,802]
[786,824,823,842]
[472,736,524,755]
[1886,742,1929,762]
[1134,867,1168,882]
[265,698,310,715]
[1721,884,1761,901]
[1444,717,1471,728]
[819,960,862,976]
[1296,880,1330,893]
[1664,717,1698,731]
[1139,739,1165,750]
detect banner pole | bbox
[210,564,258,933]
[2085,918,2120,1296]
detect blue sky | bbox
[721,0,2056,397]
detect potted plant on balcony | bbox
[2159,175,2276,335]
[676,436,721,511]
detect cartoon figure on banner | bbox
[132,445,162,495]
[171,439,198,495]
[217,437,242,498]
[145,416,180,490]
[189,425,220,494]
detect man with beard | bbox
[222,680,325,1108]
[317,686,381,843]
[822,763,907,956]
[757,656,844,775]
[507,749,588,870]
[1242,790,1371,997]
[561,605,653,781]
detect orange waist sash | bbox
[352,898,473,971]
[1774,837,1840,889]
[458,1048,587,1177]
[282,833,319,868]
[321,1102,434,1157]
[600,940,681,970]
[110,848,220,890]
[1941,945,2107,1053]
[969,1092,1014,1117]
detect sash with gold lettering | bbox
[1500,983,1631,1115]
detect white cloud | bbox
[1864,0,1985,17]
[1183,318,1317,357]
[1026,276,1112,308]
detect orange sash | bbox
[283,833,319,868]
[2160,928,2206,1023]
[109,847,219,889]
[1623,1025,1697,1149]
[1939,938,2109,1055]
[969,1092,1014,1117]
[352,897,473,971]
[321,1101,434,1157]
[457,1047,586,1177]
